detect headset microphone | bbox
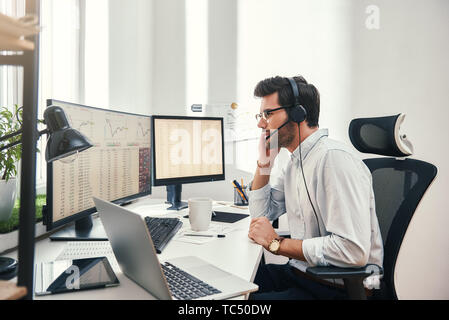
[265,120,290,141]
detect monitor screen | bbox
[46,100,152,231]
[152,116,225,186]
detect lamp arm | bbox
[0,127,48,152]
[38,128,49,136]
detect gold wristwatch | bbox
[268,237,285,255]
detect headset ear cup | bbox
[289,105,307,123]
[287,77,307,123]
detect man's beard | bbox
[266,121,296,149]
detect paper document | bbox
[175,222,236,245]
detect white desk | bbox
[3,197,263,300]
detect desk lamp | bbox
[0,106,92,160]
[0,106,92,279]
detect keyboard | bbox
[161,262,221,300]
[56,241,120,272]
[144,217,183,253]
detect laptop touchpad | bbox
[188,265,231,280]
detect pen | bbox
[241,179,248,201]
[184,233,226,238]
[232,182,247,202]
[233,180,248,202]
[216,201,249,210]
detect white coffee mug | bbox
[188,197,213,231]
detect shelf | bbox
[0,34,34,51]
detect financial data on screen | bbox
[49,101,151,223]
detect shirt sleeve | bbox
[247,169,286,222]
[302,150,373,268]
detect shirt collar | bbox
[291,128,329,161]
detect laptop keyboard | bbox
[144,217,183,253]
[162,262,221,300]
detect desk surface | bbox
[3,197,262,300]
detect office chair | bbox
[305,114,437,299]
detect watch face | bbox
[269,240,280,252]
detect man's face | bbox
[257,92,296,149]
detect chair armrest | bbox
[306,265,383,300]
[306,264,383,280]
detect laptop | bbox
[93,197,258,300]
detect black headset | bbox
[286,77,307,124]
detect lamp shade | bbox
[44,106,93,162]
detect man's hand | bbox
[258,130,280,170]
[248,217,278,249]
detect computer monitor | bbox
[44,99,152,241]
[152,115,225,210]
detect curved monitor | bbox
[45,99,152,240]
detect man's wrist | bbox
[257,159,272,168]
[257,160,273,177]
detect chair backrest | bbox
[363,158,436,299]
[349,114,437,299]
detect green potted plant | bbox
[0,105,22,222]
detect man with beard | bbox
[247,76,383,300]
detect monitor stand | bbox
[50,215,108,241]
[165,184,188,211]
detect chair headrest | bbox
[349,114,413,157]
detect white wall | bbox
[84,0,109,108]
[108,0,153,115]
[151,0,186,116]
[349,0,449,299]
[237,0,354,142]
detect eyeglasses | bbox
[255,105,292,122]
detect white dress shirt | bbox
[248,129,384,288]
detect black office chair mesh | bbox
[305,114,437,299]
